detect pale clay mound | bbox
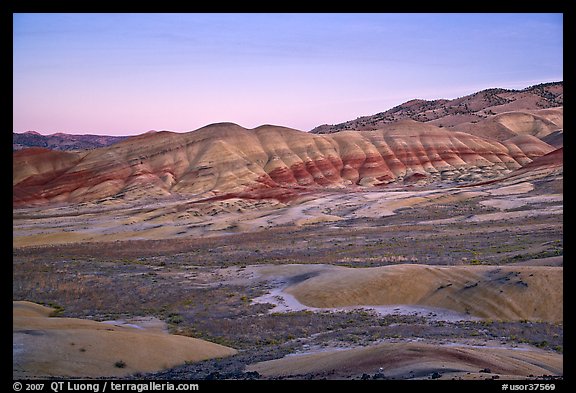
[285,264,562,323]
[247,341,563,379]
[13,301,237,379]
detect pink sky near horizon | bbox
[13,13,563,136]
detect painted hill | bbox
[13,131,127,151]
[311,82,563,142]
[13,122,556,207]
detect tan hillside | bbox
[311,81,563,137]
[285,264,563,322]
[450,107,563,142]
[248,342,563,379]
[12,148,87,186]
[13,301,237,379]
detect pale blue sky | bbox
[13,13,563,135]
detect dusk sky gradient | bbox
[13,13,563,136]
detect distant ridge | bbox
[311,81,563,139]
[13,132,128,151]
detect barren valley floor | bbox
[13,171,563,380]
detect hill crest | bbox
[311,81,563,138]
[13,122,556,207]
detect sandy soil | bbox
[13,301,237,379]
[247,341,563,380]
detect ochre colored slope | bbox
[13,301,237,378]
[285,264,562,322]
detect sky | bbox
[13,13,563,136]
